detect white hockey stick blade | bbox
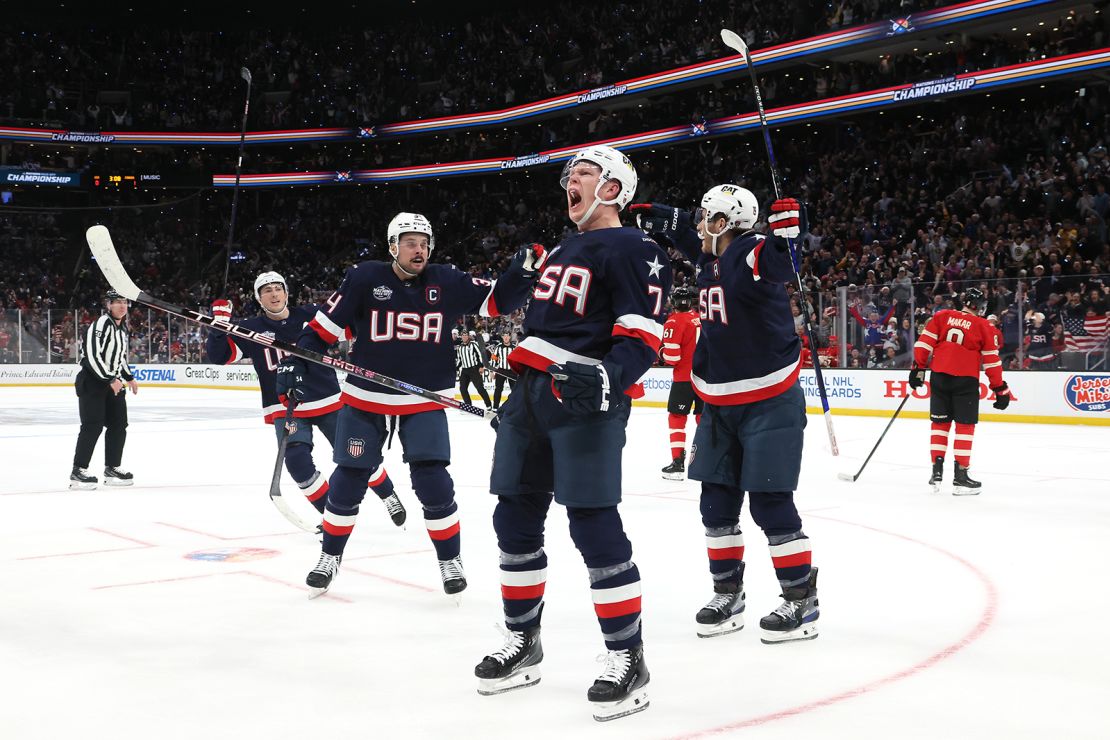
[837,473,857,482]
[269,493,321,533]
[85,225,142,300]
[720,29,750,61]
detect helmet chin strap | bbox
[703,222,728,256]
[390,246,421,278]
[573,179,618,227]
[262,298,288,316]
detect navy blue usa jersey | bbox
[205,304,343,423]
[510,226,672,394]
[693,231,801,405]
[302,261,533,415]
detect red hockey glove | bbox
[768,198,802,239]
[211,299,233,322]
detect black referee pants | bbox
[459,367,491,407]
[73,369,128,469]
[493,373,516,409]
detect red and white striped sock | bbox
[953,423,975,467]
[930,421,951,461]
[668,413,687,460]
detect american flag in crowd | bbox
[1063,312,1110,352]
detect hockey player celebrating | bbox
[633,187,820,645]
[206,272,406,526]
[281,213,544,599]
[474,145,670,722]
[911,287,1011,494]
[660,284,702,480]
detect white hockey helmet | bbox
[388,212,435,256]
[560,144,638,226]
[254,270,287,303]
[696,184,759,232]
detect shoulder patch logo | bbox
[373,285,393,301]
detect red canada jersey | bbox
[914,309,1004,387]
[661,310,700,382]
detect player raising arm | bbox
[910,287,1011,494]
[636,187,820,646]
[475,145,671,722]
[280,213,543,599]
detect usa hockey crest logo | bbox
[284,419,298,435]
[426,286,441,304]
[886,16,913,35]
[348,438,365,458]
[373,285,393,301]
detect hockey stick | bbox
[86,225,496,420]
[269,401,321,533]
[720,29,840,457]
[221,66,253,294]
[836,393,911,482]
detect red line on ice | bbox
[669,514,998,739]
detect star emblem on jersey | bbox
[646,255,664,279]
[373,285,393,301]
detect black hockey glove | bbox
[276,356,309,402]
[629,203,701,256]
[513,243,549,279]
[548,362,616,416]
[991,382,1011,410]
[908,367,926,390]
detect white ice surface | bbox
[1,386,1108,739]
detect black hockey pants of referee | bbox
[73,369,128,469]
[493,372,516,410]
[459,367,492,407]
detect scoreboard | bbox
[88,172,209,189]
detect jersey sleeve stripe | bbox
[226,337,244,364]
[982,361,1002,369]
[913,340,933,352]
[691,358,801,405]
[478,283,499,318]
[612,324,662,351]
[921,329,938,340]
[309,310,345,344]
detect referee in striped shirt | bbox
[455,332,491,409]
[70,290,139,489]
[489,331,517,411]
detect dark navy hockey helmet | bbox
[672,285,695,311]
[961,287,986,314]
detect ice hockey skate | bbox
[381,492,407,526]
[306,552,341,598]
[69,467,97,491]
[928,456,944,493]
[660,454,685,481]
[588,645,650,721]
[952,462,981,495]
[103,466,134,487]
[475,625,543,695]
[439,556,467,602]
[695,584,746,638]
[760,567,819,644]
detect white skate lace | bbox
[771,599,800,619]
[595,649,632,684]
[487,625,526,664]
[312,553,339,576]
[107,467,130,476]
[705,593,735,612]
[383,494,404,517]
[439,557,465,582]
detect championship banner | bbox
[1,167,81,187]
[0,0,1060,148]
[209,48,1110,188]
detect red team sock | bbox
[930,421,951,461]
[953,423,975,467]
[668,413,687,460]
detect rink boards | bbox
[2,363,1107,426]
